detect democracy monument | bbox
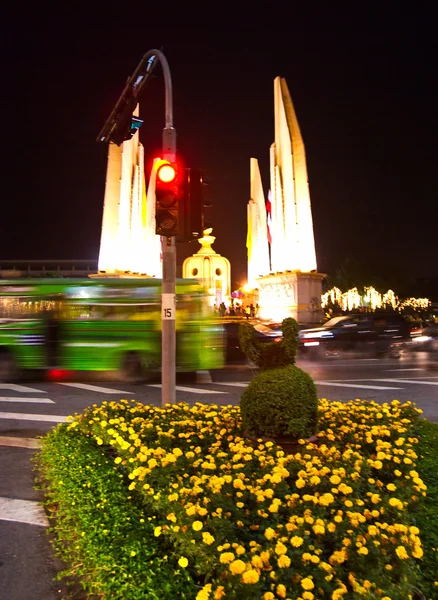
[247,77,323,324]
[96,78,323,324]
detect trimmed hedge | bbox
[238,317,299,370]
[240,365,318,439]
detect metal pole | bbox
[97,48,177,407]
[151,50,177,407]
[161,235,176,405]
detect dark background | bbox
[1,7,437,295]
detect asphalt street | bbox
[1,352,437,599]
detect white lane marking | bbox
[372,378,438,386]
[0,436,40,449]
[0,412,67,423]
[0,497,48,527]
[0,397,54,404]
[147,385,226,395]
[58,383,131,394]
[0,384,45,393]
[385,368,424,371]
[214,382,250,388]
[315,381,401,390]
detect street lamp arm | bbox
[96,48,174,143]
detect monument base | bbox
[256,271,324,325]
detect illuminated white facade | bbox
[98,107,161,277]
[269,77,317,273]
[183,229,231,307]
[247,158,270,288]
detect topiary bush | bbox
[240,365,318,439]
[238,317,300,370]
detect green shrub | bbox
[240,365,318,438]
[37,398,427,600]
[238,317,299,370]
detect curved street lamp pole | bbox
[97,49,177,406]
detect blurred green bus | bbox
[0,278,224,382]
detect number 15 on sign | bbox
[162,293,176,320]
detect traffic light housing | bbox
[155,160,181,237]
[177,168,206,242]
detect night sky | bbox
[1,7,437,292]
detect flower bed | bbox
[36,397,430,599]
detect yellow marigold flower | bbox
[310,554,320,563]
[334,515,343,523]
[154,526,162,537]
[291,535,304,547]
[178,556,188,568]
[235,545,245,555]
[264,527,276,540]
[386,483,396,492]
[114,456,122,464]
[313,523,325,535]
[251,555,263,568]
[192,520,203,531]
[202,532,215,545]
[296,478,306,489]
[412,546,423,559]
[358,547,368,555]
[219,552,235,564]
[371,494,381,504]
[277,554,291,568]
[301,577,315,590]
[396,545,409,560]
[213,586,225,599]
[389,498,403,509]
[276,584,287,598]
[241,569,260,584]
[275,542,287,556]
[196,583,212,600]
[327,523,336,533]
[263,594,275,600]
[410,526,420,535]
[302,593,314,600]
[229,559,246,575]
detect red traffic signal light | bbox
[157,162,177,184]
[155,159,181,237]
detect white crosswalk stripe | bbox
[0,497,48,527]
[57,382,131,394]
[371,378,438,386]
[0,383,45,393]
[315,381,401,390]
[0,412,67,423]
[0,436,41,449]
[0,397,54,404]
[214,382,250,388]
[147,384,226,395]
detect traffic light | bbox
[177,168,206,242]
[155,160,181,237]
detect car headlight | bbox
[300,331,334,339]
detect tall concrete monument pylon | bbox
[247,77,323,324]
[98,106,161,277]
[247,158,270,288]
[270,76,317,273]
